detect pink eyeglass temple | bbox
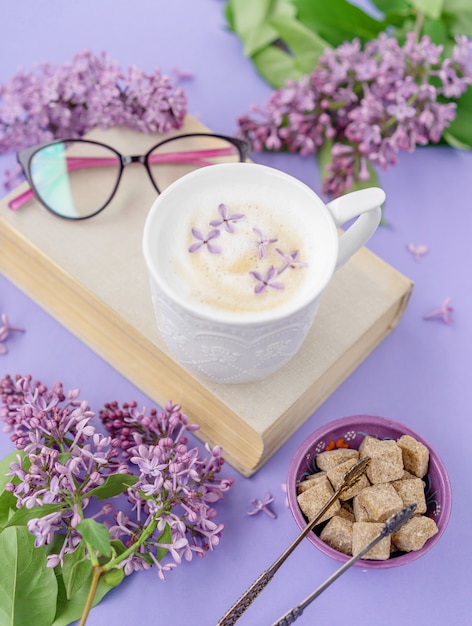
[8,146,237,211]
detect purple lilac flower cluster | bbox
[238,33,472,197]
[100,400,232,578]
[0,49,188,159]
[1,374,232,580]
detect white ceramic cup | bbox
[143,163,384,384]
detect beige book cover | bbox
[0,116,413,475]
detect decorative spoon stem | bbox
[216,457,371,626]
[272,503,417,626]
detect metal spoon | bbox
[217,457,371,626]
[272,503,418,625]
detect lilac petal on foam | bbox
[207,241,222,254]
[191,227,205,240]
[211,203,245,233]
[188,242,203,253]
[249,267,285,293]
[207,229,221,241]
[189,228,221,253]
[206,229,221,253]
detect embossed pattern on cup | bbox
[151,279,319,383]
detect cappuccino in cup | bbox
[165,198,317,318]
[143,163,383,382]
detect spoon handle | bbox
[272,504,417,626]
[217,569,275,626]
[216,457,371,626]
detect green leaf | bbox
[316,138,334,188]
[251,45,304,88]
[156,522,172,561]
[269,15,329,74]
[85,473,138,500]
[61,543,93,600]
[422,17,448,44]
[442,87,472,150]
[0,491,17,527]
[0,450,22,494]
[1,502,64,531]
[0,526,58,626]
[411,0,444,19]
[443,0,472,36]
[294,0,385,46]
[77,518,111,557]
[52,571,119,626]
[226,0,296,57]
[370,0,411,13]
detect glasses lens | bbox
[29,141,121,219]
[147,135,243,191]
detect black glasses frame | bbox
[16,132,251,220]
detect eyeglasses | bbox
[9,133,250,220]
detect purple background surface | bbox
[1,1,470,625]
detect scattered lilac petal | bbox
[423,297,453,324]
[171,67,194,82]
[407,243,429,261]
[209,203,244,233]
[0,313,25,354]
[247,493,277,519]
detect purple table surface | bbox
[1,1,470,625]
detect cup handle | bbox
[326,187,385,269]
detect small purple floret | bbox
[189,228,221,254]
[249,266,285,294]
[209,203,244,233]
[253,227,278,259]
[275,248,308,273]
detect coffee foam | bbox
[162,198,320,317]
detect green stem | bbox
[79,565,105,626]
[103,515,160,572]
[414,11,425,42]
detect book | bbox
[0,116,413,476]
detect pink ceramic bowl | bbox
[287,415,452,569]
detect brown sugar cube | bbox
[401,469,420,481]
[297,472,327,494]
[352,522,391,560]
[358,436,404,484]
[297,475,341,525]
[397,435,429,478]
[356,483,403,522]
[315,448,359,472]
[326,458,370,501]
[392,478,427,514]
[320,516,353,556]
[352,494,370,522]
[392,515,439,552]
